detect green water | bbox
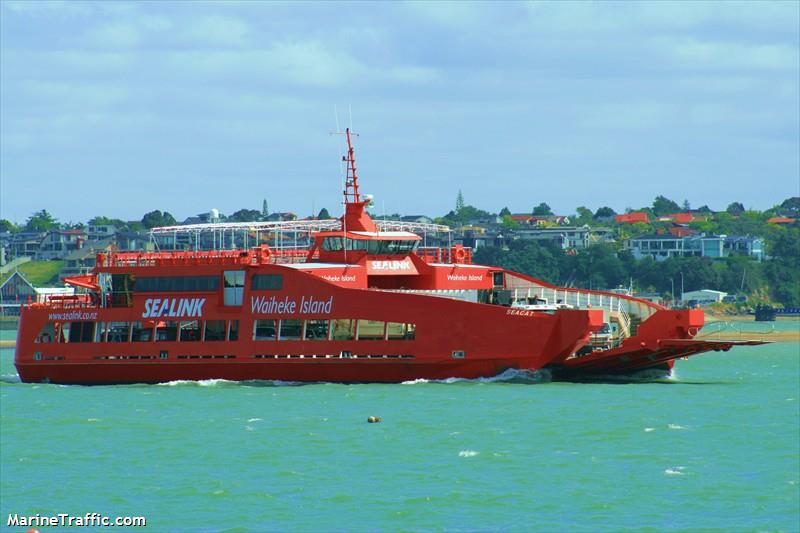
[1,342,798,532]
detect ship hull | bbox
[15,264,602,385]
[16,358,549,385]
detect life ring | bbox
[259,246,272,264]
[454,247,466,262]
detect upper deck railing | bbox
[96,245,472,269]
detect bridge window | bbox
[134,276,219,292]
[224,271,245,306]
[322,237,344,251]
[304,319,330,340]
[357,320,386,340]
[252,274,283,291]
[254,319,277,340]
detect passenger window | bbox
[94,322,106,342]
[253,320,277,340]
[357,320,385,340]
[106,322,130,343]
[279,319,302,340]
[304,319,329,340]
[35,322,57,343]
[68,321,95,343]
[387,322,416,340]
[155,321,179,341]
[131,322,153,342]
[179,321,201,342]
[204,320,226,341]
[331,319,355,340]
[228,320,239,341]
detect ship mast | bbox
[343,128,360,205]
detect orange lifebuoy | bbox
[454,247,466,262]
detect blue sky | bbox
[1,1,798,225]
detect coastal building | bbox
[627,234,763,261]
[38,229,87,260]
[615,212,650,224]
[59,238,115,279]
[681,289,727,305]
[87,224,118,241]
[0,271,73,316]
[515,226,614,249]
[8,231,46,259]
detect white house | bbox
[681,289,727,305]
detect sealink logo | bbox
[142,298,206,318]
[370,260,412,271]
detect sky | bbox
[1,1,798,225]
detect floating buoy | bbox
[367,416,382,423]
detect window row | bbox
[134,276,220,292]
[321,237,418,254]
[36,320,240,344]
[128,273,284,294]
[253,319,416,341]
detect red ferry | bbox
[14,130,764,384]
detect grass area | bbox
[0,260,64,286]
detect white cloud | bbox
[87,22,142,48]
[178,15,250,47]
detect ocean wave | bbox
[154,378,302,388]
[0,373,21,384]
[402,368,551,385]
[458,450,479,458]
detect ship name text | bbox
[251,295,334,315]
[142,298,206,318]
[446,274,484,281]
[321,274,358,283]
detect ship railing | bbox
[28,294,98,310]
[510,287,659,324]
[417,247,473,264]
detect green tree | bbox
[652,196,681,216]
[499,207,511,217]
[317,208,332,219]
[456,190,465,213]
[88,216,127,228]
[229,209,262,222]
[0,219,19,233]
[532,202,553,216]
[262,199,269,217]
[501,214,518,229]
[593,206,616,220]
[726,202,745,216]
[141,210,177,229]
[682,199,691,211]
[575,206,593,225]
[25,210,59,232]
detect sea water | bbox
[1,330,798,532]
